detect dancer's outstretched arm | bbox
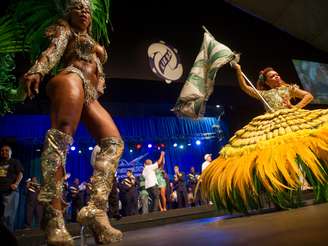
[157,151,165,167]
[231,63,261,100]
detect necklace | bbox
[70,28,95,61]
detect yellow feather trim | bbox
[201,108,328,207]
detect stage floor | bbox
[80,203,328,246]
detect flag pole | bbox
[241,71,274,112]
[202,25,214,38]
[202,25,274,112]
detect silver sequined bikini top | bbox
[65,31,96,62]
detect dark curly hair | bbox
[256,67,288,90]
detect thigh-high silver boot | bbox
[38,129,74,246]
[78,137,124,244]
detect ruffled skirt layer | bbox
[201,108,328,211]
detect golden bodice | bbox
[260,85,298,111]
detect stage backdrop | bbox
[0,115,228,229]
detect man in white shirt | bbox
[142,151,165,212]
[201,153,213,205]
[201,153,212,173]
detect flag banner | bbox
[172,32,237,119]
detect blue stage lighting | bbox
[148,144,152,148]
[88,146,93,151]
[173,143,178,147]
[71,146,76,151]
[78,150,82,154]
[195,140,201,145]
[179,145,184,149]
[129,149,133,153]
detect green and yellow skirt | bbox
[201,108,328,212]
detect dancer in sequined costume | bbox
[23,0,123,245]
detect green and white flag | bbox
[172,32,237,119]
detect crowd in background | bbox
[0,144,213,231]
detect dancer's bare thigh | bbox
[47,73,85,136]
[81,100,121,141]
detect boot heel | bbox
[43,205,74,246]
[80,225,87,246]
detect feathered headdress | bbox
[15,0,111,58]
[66,0,92,14]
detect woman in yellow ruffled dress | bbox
[201,63,328,212]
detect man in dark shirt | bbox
[123,170,138,216]
[173,165,188,208]
[107,174,122,220]
[0,145,23,231]
[120,170,138,216]
[187,166,201,206]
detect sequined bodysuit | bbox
[260,85,299,112]
[26,19,107,104]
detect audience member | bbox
[118,179,128,217]
[173,165,188,208]
[138,175,149,214]
[201,154,212,173]
[142,151,165,212]
[156,167,167,212]
[188,166,202,206]
[69,178,84,222]
[0,145,23,231]
[122,170,138,216]
[108,174,121,220]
